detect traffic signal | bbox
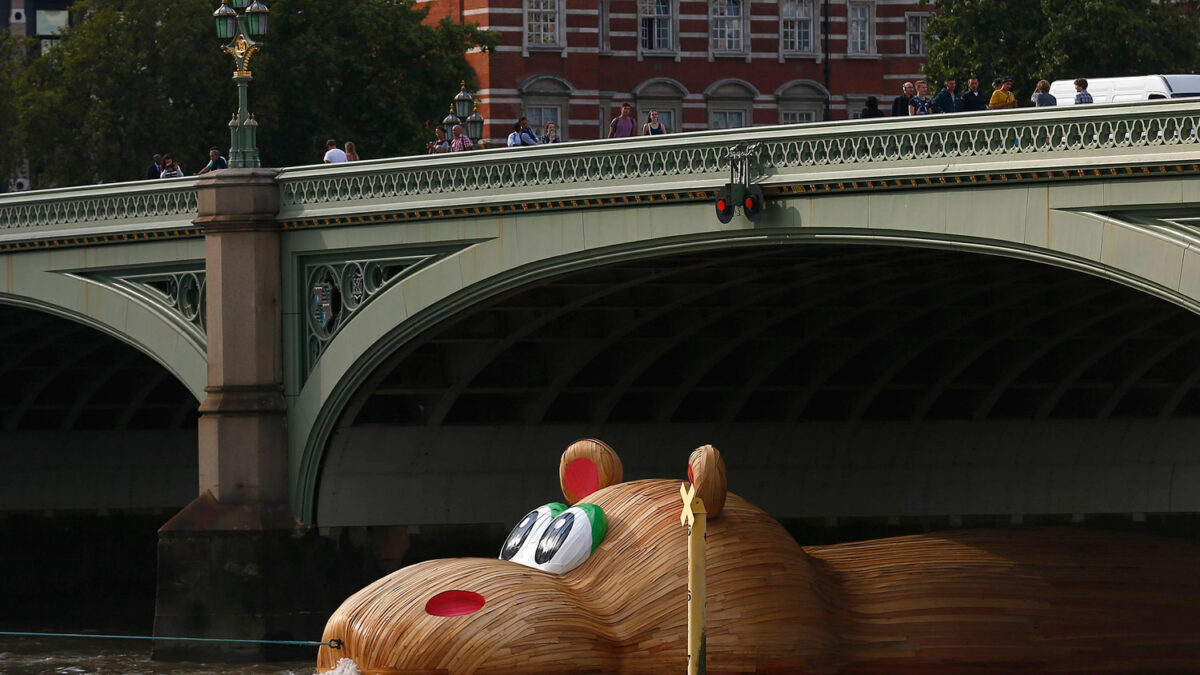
[742,184,765,222]
[715,184,735,224]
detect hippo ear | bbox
[688,444,727,518]
[559,439,623,504]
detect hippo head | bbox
[316,441,835,674]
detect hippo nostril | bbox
[424,590,486,617]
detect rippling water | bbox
[0,638,314,675]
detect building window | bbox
[906,12,930,55]
[36,9,69,54]
[712,110,746,129]
[635,78,687,136]
[526,106,562,140]
[710,0,744,53]
[640,0,673,52]
[525,0,561,48]
[847,3,873,54]
[781,110,815,124]
[780,0,813,53]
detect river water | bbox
[0,637,315,675]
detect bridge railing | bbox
[274,98,1200,222]
[0,177,200,244]
[3,99,1200,240]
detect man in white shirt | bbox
[323,139,348,163]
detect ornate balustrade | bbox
[3,100,1200,242]
[0,178,200,242]
[274,99,1200,222]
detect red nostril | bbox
[425,590,486,617]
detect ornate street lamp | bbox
[212,0,270,168]
[465,105,485,143]
[441,106,461,139]
[453,81,474,120]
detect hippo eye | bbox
[499,503,565,564]
[529,503,607,575]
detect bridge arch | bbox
[290,193,1200,522]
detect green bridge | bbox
[4,99,1200,655]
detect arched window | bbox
[634,78,688,135]
[776,80,829,124]
[706,79,758,129]
[519,75,575,141]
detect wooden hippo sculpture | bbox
[317,440,1200,674]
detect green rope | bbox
[0,630,342,649]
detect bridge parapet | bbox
[0,177,200,248]
[275,99,1200,224]
[2,100,1200,243]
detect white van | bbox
[1049,75,1200,106]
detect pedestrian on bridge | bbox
[195,148,228,175]
[345,141,360,161]
[508,117,540,147]
[145,154,163,180]
[323,139,348,163]
[540,121,561,144]
[427,127,450,154]
[159,155,184,179]
[450,124,474,152]
[609,102,636,138]
[891,82,914,116]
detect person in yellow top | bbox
[989,76,1018,109]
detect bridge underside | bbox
[0,305,198,512]
[318,243,1200,528]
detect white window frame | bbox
[709,0,750,61]
[906,12,931,56]
[780,109,816,125]
[599,0,612,54]
[846,2,875,56]
[523,0,566,57]
[638,0,679,61]
[711,109,747,130]
[779,0,815,56]
[525,105,563,142]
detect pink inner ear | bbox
[688,463,695,484]
[564,457,600,499]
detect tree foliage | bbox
[921,0,1200,104]
[4,0,496,188]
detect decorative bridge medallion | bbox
[300,244,476,379]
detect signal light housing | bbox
[715,185,735,224]
[742,184,765,222]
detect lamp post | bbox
[443,81,486,149]
[212,0,270,168]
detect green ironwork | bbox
[0,181,199,233]
[68,264,207,353]
[300,247,472,378]
[214,0,269,168]
[275,100,1200,221]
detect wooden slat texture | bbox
[318,454,1200,673]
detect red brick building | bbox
[421,0,932,144]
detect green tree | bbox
[921,0,1200,106]
[1038,0,1200,79]
[10,0,495,188]
[920,0,1052,105]
[0,31,31,188]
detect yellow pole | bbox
[680,482,707,675]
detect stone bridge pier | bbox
[153,170,351,662]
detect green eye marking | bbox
[574,503,607,553]
[546,502,567,519]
